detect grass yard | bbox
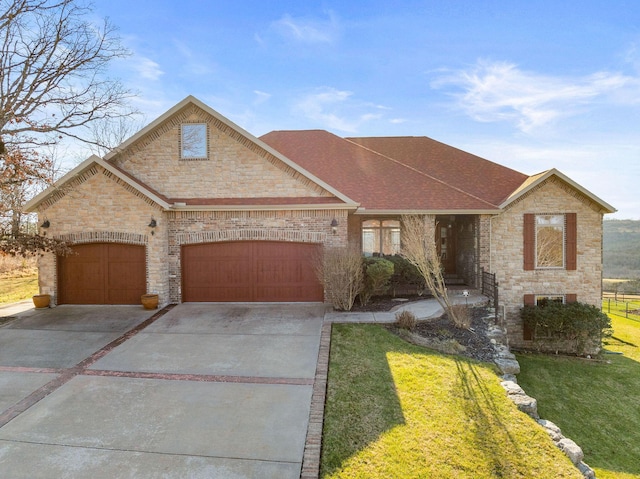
[0,268,39,305]
[517,313,640,479]
[321,324,582,479]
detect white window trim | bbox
[534,213,566,270]
[535,294,566,305]
[180,123,208,160]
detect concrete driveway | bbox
[0,303,326,479]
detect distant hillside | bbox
[603,219,640,279]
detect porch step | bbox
[444,275,466,285]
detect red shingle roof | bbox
[260,130,528,212]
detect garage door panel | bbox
[58,243,146,305]
[182,241,323,302]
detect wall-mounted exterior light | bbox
[40,219,50,228]
[331,218,338,234]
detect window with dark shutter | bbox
[523,213,577,270]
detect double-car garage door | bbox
[57,241,323,304]
[182,241,323,302]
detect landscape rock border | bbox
[487,313,597,479]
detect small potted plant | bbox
[141,293,159,310]
[32,294,51,309]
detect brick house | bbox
[25,96,615,347]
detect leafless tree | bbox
[0,0,137,151]
[401,214,468,328]
[0,0,137,255]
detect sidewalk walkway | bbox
[325,290,488,323]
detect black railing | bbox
[481,268,499,322]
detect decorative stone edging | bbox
[487,319,597,479]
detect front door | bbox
[435,219,456,274]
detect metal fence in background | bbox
[602,293,640,320]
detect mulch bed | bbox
[353,295,496,362]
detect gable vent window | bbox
[180,123,208,160]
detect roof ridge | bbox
[343,138,500,208]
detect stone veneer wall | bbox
[34,166,168,305]
[167,209,348,302]
[489,177,605,349]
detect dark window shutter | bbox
[523,294,535,340]
[566,293,577,303]
[565,213,577,270]
[523,214,535,270]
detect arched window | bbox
[362,219,400,256]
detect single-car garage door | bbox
[182,241,323,302]
[58,243,146,304]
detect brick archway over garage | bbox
[57,243,146,304]
[181,241,323,302]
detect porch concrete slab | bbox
[0,372,58,412]
[89,331,321,378]
[0,441,300,479]
[0,375,312,464]
[147,302,325,336]
[0,330,123,368]
[4,305,153,333]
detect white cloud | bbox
[270,11,340,44]
[133,57,164,81]
[432,60,639,132]
[293,87,385,133]
[253,90,272,104]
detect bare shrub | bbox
[400,215,467,328]
[449,304,471,329]
[314,246,363,311]
[395,310,417,331]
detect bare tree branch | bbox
[401,214,467,328]
[0,0,138,150]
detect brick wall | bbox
[167,209,348,302]
[111,104,331,200]
[34,166,168,305]
[490,177,605,348]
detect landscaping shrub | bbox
[359,257,394,305]
[521,300,612,355]
[314,246,363,311]
[394,310,417,331]
[386,255,426,294]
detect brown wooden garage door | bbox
[182,241,323,302]
[58,243,146,304]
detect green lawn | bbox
[0,269,38,304]
[517,313,640,479]
[321,324,582,479]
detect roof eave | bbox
[166,202,359,212]
[353,207,501,215]
[24,155,171,212]
[500,168,617,214]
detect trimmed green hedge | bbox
[521,300,612,355]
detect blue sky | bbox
[91,0,640,219]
